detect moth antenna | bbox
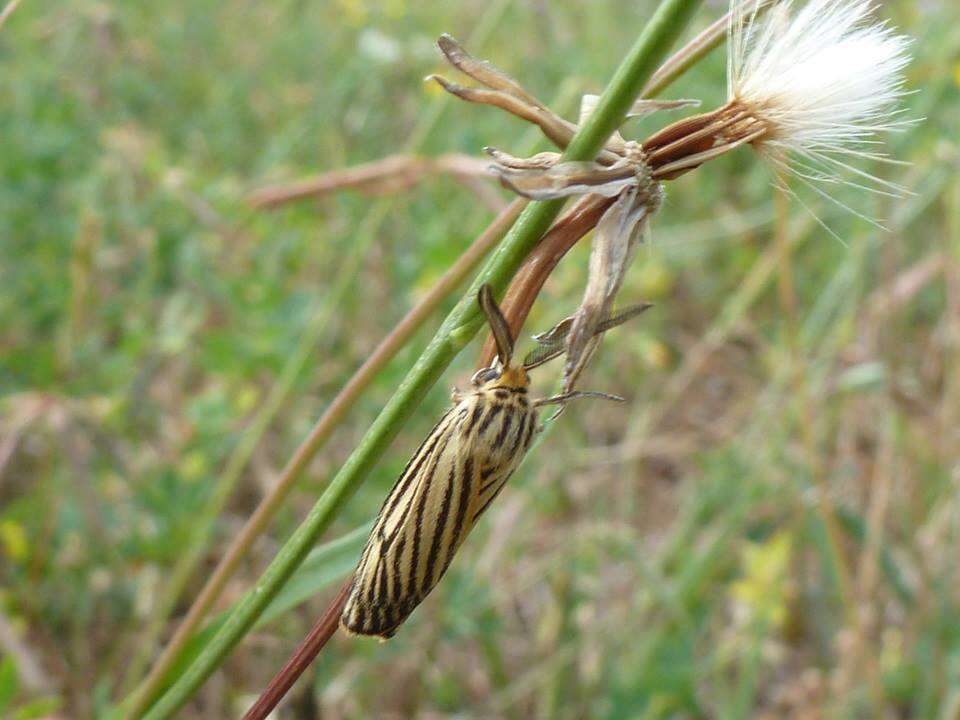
[478,284,515,367]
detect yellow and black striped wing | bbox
[341,387,537,638]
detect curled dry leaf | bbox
[484,148,562,171]
[427,35,622,161]
[625,97,701,119]
[563,178,663,392]
[436,33,541,108]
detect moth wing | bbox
[341,402,481,638]
[342,394,537,639]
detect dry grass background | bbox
[1,0,959,717]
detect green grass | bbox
[2,0,959,718]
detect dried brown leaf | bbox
[436,34,542,107]
[484,148,562,170]
[563,180,662,391]
[428,74,588,154]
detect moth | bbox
[341,284,648,638]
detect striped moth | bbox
[341,284,648,638]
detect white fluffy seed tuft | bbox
[728,0,911,200]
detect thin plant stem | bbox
[773,185,798,321]
[853,411,896,713]
[246,154,493,210]
[126,76,583,720]
[241,580,353,720]
[123,198,524,716]
[119,2,518,711]
[640,5,727,98]
[140,1,703,716]
[943,173,960,458]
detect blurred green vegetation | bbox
[2,0,959,717]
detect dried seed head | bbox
[728,0,911,195]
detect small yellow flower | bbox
[179,450,209,482]
[730,531,793,629]
[234,384,260,414]
[0,520,28,563]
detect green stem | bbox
[125,76,578,720]
[120,1,517,710]
[142,1,702,716]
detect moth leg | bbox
[533,390,624,408]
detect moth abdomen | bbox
[340,387,536,639]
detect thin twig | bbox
[247,154,493,210]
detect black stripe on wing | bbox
[341,399,478,637]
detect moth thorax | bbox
[494,365,529,390]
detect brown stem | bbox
[248,153,493,210]
[242,580,352,720]
[477,194,615,368]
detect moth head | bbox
[470,364,501,387]
[470,362,529,391]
